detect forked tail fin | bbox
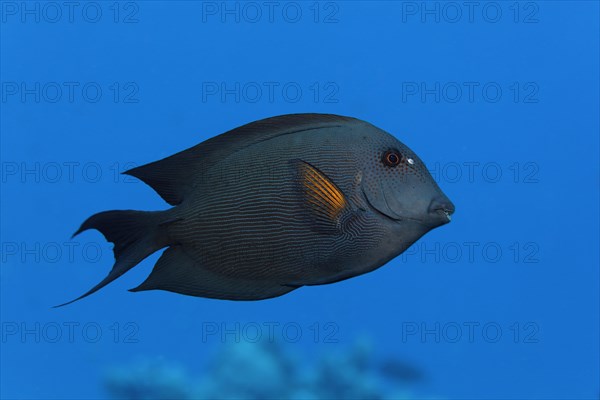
[55,210,175,307]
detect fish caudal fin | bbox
[55,210,175,307]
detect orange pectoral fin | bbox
[293,159,349,232]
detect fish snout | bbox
[428,196,455,225]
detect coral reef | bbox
[104,338,422,399]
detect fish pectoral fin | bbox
[292,159,352,234]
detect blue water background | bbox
[1,1,599,398]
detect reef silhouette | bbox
[104,338,423,399]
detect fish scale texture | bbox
[165,130,386,292]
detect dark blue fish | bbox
[58,114,454,306]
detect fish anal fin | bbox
[130,246,297,301]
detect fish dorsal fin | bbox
[124,113,358,205]
[293,159,351,234]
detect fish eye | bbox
[382,150,402,167]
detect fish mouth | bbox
[436,208,452,223]
[430,201,455,225]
